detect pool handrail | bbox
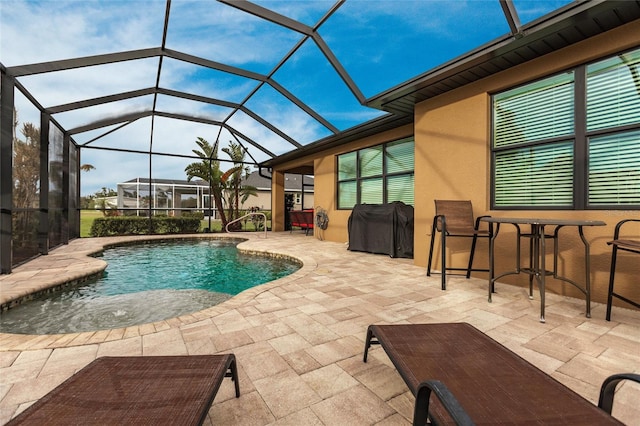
[225,212,268,238]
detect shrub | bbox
[89,216,201,237]
[182,211,205,220]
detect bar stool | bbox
[427,200,490,290]
[606,218,640,321]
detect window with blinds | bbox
[492,46,640,209]
[337,152,357,208]
[492,73,575,208]
[336,138,414,209]
[587,50,640,131]
[494,73,574,148]
[586,50,640,207]
[494,142,574,206]
[387,174,414,205]
[589,130,640,205]
[359,146,383,177]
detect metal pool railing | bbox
[225,212,268,238]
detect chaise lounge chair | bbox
[7,354,240,426]
[363,323,639,425]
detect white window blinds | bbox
[336,138,414,209]
[586,50,640,206]
[587,50,640,131]
[589,130,640,205]
[494,72,574,148]
[494,142,574,206]
[493,73,575,207]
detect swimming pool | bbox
[0,238,300,335]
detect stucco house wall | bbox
[413,19,640,306]
[272,20,640,309]
[270,124,413,238]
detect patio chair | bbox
[7,354,240,425]
[289,210,314,235]
[427,200,490,290]
[606,218,640,321]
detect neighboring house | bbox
[116,178,211,216]
[115,172,313,216]
[93,196,118,210]
[243,170,314,211]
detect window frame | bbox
[336,137,414,210]
[490,46,640,210]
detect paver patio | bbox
[1,233,639,425]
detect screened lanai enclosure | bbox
[2,0,639,273]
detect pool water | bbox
[0,239,300,335]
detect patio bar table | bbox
[480,217,605,323]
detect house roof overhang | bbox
[263,0,640,172]
[367,0,640,116]
[261,112,413,172]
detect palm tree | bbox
[12,121,40,250]
[184,137,228,228]
[221,141,257,226]
[13,122,40,210]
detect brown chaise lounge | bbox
[8,354,240,426]
[363,323,639,425]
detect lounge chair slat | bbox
[7,354,239,426]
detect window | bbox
[589,130,640,205]
[492,47,640,209]
[337,138,414,209]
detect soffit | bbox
[368,0,640,115]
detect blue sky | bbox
[1,0,572,195]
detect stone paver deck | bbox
[1,233,639,425]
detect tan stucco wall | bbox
[271,124,413,239]
[272,171,286,231]
[314,125,415,242]
[272,20,640,310]
[243,192,272,211]
[414,20,640,308]
[414,92,490,268]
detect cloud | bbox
[165,1,302,71]
[1,0,163,65]
[3,0,570,198]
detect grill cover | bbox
[347,202,414,258]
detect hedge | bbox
[89,216,201,237]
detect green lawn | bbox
[80,210,103,237]
[201,218,270,233]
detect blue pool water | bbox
[0,238,300,335]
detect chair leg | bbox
[466,234,479,279]
[229,357,240,398]
[441,231,447,290]
[528,236,534,298]
[427,219,437,277]
[606,246,618,321]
